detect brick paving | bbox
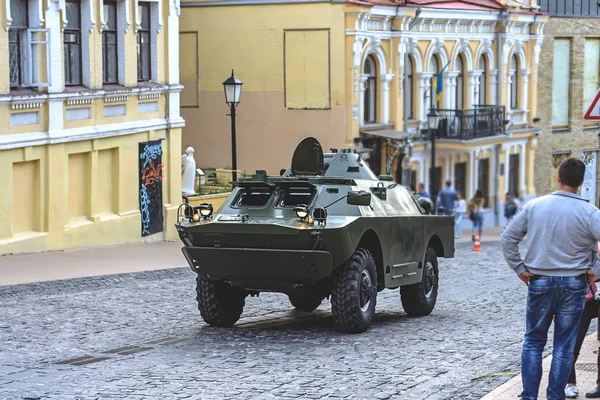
[1,240,581,399]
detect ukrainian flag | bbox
[432,61,451,102]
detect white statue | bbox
[181,146,196,196]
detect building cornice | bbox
[346,29,540,43]
[0,117,186,150]
[181,0,345,6]
[0,85,184,105]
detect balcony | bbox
[435,106,506,141]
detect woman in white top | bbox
[454,192,467,238]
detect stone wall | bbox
[535,17,600,201]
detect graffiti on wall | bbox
[139,140,164,236]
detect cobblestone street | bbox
[0,241,578,400]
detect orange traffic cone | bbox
[473,232,481,252]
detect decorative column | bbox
[359,75,368,127]
[445,72,459,109]
[419,73,433,121]
[48,0,65,136]
[490,70,498,106]
[167,0,181,121]
[521,69,531,121]
[470,71,482,108]
[473,150,479,193]
[504,145,511,194]
[382,73,394,124]
[520,143,527,194]
[469,150,475,197]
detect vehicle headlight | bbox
[198,203,213,219]
[293,205,309,221]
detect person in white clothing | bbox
[454,192,467,238]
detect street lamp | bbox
[427,107,440,210]
[222,69,243,182]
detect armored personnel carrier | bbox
[176,137,455,333]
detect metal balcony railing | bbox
[434,105,506,141]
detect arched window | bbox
[364,55,377,123]
[455,55,464,109]
[406,55,414,119]
[478,56,487,106]
[429,56,440,111]
[510,54,519,110]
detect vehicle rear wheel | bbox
[400,247,439,316]
[288,291,322,312]
[196,274,246,327]
[331,248,377,333]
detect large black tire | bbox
[196,274,246,327]
[400,247,439,316]
[331,248,377,333]
[288,291,322,312]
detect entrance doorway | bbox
[478,158,490,207]
[454,162,467,198]
[364,56,377,123]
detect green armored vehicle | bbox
[176,137,455,333]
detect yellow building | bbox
[0,0,184,255]
[180,0,547,225]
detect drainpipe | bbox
[494,10,508,227]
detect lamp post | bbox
[427,107,440,211]
[222,69,243,182]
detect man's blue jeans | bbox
[521,276,587,400]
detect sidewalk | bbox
[0,241,187,286]
[0,227,504,287]
[455,226,504,244]
[482,332,599,399]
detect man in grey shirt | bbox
[501,157,600,400]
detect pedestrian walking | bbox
[501,157,600,400]
[416,183,431,200]
[468,189,485,241]
[504,192,519,228]
[439,180,457,216]
[454,192,466,238]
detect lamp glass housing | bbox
[427,107,440,134]
[223,70,243,105]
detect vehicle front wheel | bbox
[400,247,439,316]
[196,274,246,327]
[331,248,377,333]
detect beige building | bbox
[180,0,547,227]
[535,0,600,205]
[0,0,184,255]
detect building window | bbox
[137,2,151,82]
[9,0,28,87]
[429,56,440,111]
[102,1,118,84]
[455,55,464,109]
[552,39,571,128]
[510,55,519,110]
[584,39,600,126]
[478,56,487,106]
[64,0,82,85]
[406,55,414,119]
[364,55,377,123]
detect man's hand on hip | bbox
[586,269,599,283]
[519,271,534,286]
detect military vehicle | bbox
[176,137,455,333]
